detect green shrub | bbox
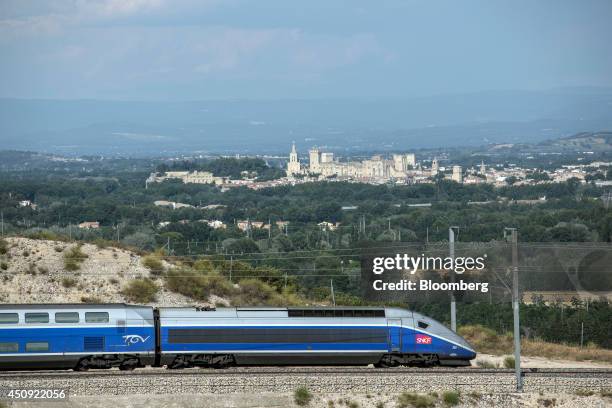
[375,402,385,408]
[61,277,78,288]
[80,296,102,303]
[0,238,7,255]
[63,245,88,271]
[347,401,359,408]
[38,266,49,274]
[142,255,165,276]
[537,398,556,407]
[294,386,312,406]
[0,262,7,270]
[122,278,159,303]
[230,278,303,306]
[25,230,59,241]
[397,393,435,408]
[601,389,612,398]
[54,246,64,252]
[476,359,498,369]
[468,392,482,400]
[574,389,595,397]
[442,391,460,406]
[503,356,515,369]
[27,262,37,275]
[165,268,235,300]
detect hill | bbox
[2,88,612,155]
[540,131,612,152]
[0,237,206,306]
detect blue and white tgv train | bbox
[0,304,155,370]
[0,304,476,370]
[159,306,476,368]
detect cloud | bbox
[0,0,167,39]
[74,0,165,18]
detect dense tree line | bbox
[156,157,285,181]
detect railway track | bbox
[2,366,611,378]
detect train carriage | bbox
[158,306,476,368]
[0,304,155,370]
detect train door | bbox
[387,319,402,352]
[403,316,416,353]
[114,310,127,351]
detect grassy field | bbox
[459,325,612,364]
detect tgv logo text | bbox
[122,334,150,345]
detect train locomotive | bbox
[0,304,476,370]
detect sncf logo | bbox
[122,334,150,345]
[416,334,432,345]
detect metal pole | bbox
[229,255,233,282]
[449,227,457,332]
[507,228,522,392]
[330,279,336,306]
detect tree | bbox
[506,176,519,185]
[122,232,156,250]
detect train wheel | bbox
[119,364,136,371]
[74,360,89,371]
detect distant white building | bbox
[452,165,463,183]
[147,171,228,186]
[198,219,226,229]
[318,221,340,231]
[286,144,420,181]
[78,221,100,229]
[154,200,194,209]
[287,142,302,176]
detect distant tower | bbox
[393,154,405,172]
[452,165,463,183]
[480,160,486,174]
[287,142,301,176]
[309,147,320,173]
[431,157,439,175]
[320,152,334,163]
[404,153,416,168]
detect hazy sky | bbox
[1,0,611,100]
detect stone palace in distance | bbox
[286,142,453,184]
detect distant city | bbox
[146,143,612,191]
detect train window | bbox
[26,342,49,352]
[288,309,386,318]
[85,312,109,323]
[0,342,19,352]
[287,310,303,317]
[417,321,429,329]
[25,313,49,323]
[0,313,18,324]
[168,327,388,344]
[55,312,79,323]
